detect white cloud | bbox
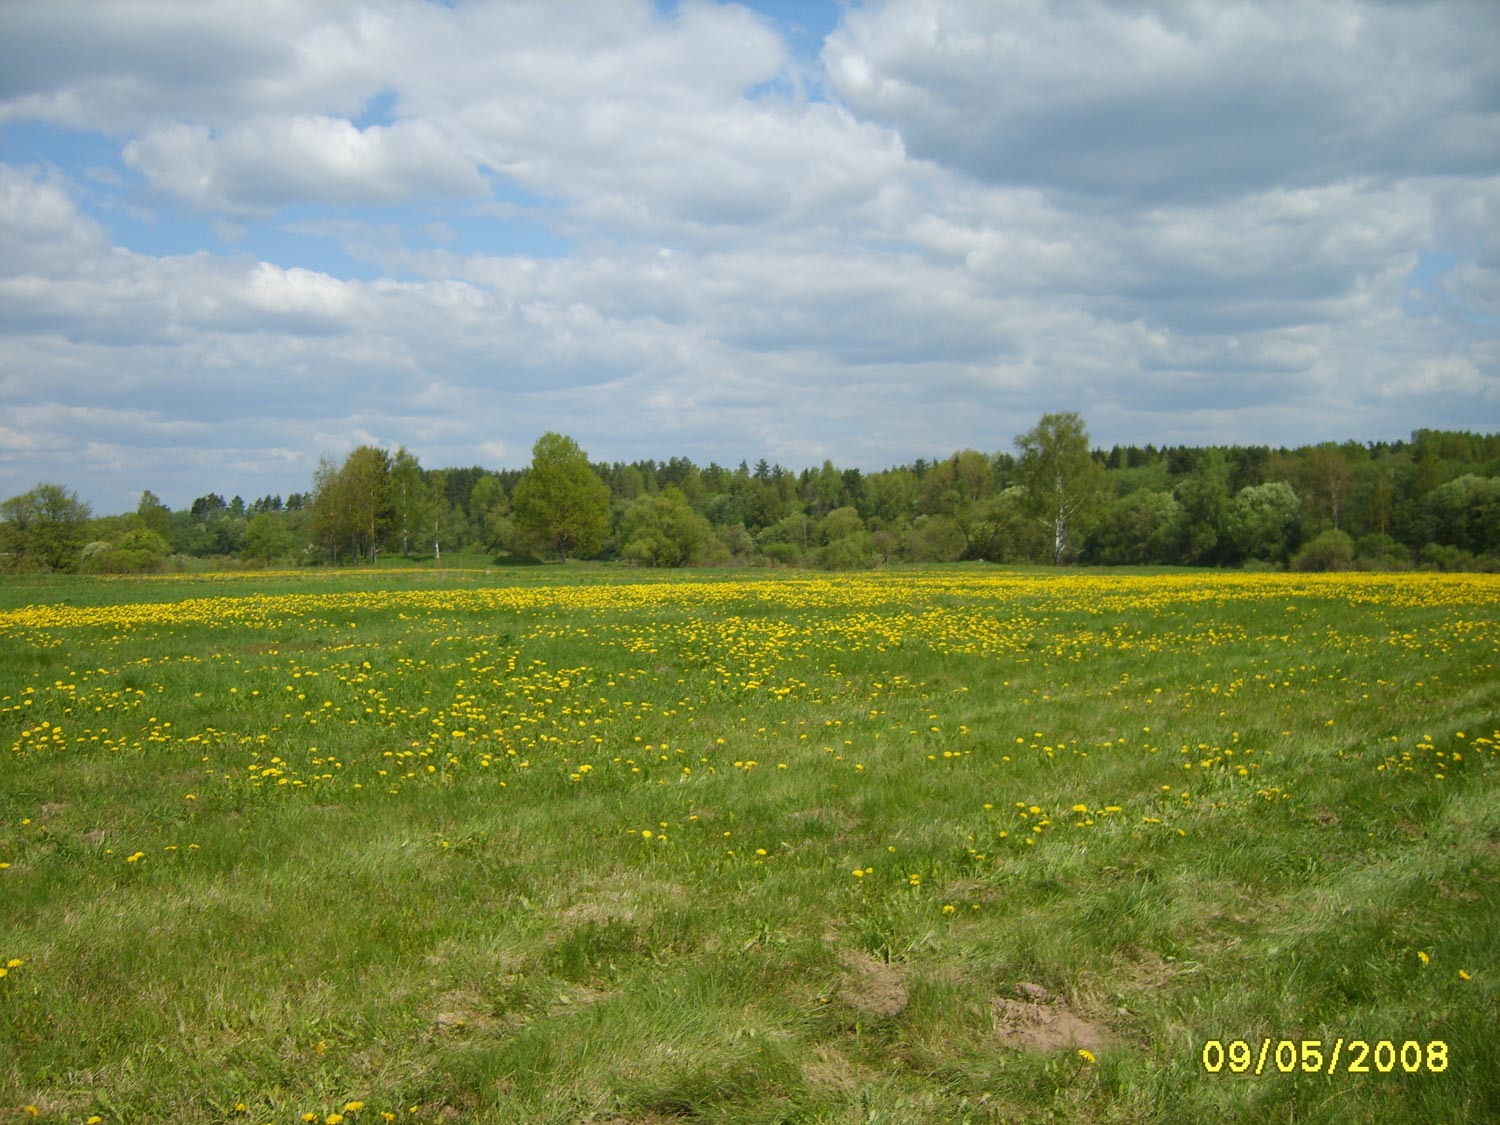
[0,164,111,275]
[1380,354,1497,400]
[0,1,1495,513]
[0,0,394,131]
[823,0,1500,202]
[123,116,486,214]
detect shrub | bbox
[1418,542,1476,572]
[1353,533,1410,570]
[1291,529,1355,571]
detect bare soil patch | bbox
[837,950,908,1016]
[991,982,1112,1053]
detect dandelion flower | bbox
[1078,1048,1096,1064]
[1459,969,1472,981]
[1418,950,1430,965]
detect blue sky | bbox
[1,0,1496,514]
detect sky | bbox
[1,0,1497,515]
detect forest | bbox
[3,416,1499,574]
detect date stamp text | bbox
[1200,1039,1448,1075]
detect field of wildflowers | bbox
[1,566,1496,1123]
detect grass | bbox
[0,564,1496,1124]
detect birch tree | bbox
[1014,412,1106,564]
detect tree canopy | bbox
[512,433,611,562]
[1014,412,1107,564]
[7,421,1500,573]
[0,483,91,572]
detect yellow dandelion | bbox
[1078,1048,1096,1064]
[1459,969,1472,981]
[1418,950,1430,965]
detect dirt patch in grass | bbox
[837,950,908,1016]
[801,1043,883,1094]
[991,982,1111,1053]
[429,990,491,1036]
[556,877,688,927]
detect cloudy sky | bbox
[1,0,1497,514]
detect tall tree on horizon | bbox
[0,482,92,572]
[310,445,394,563]
[512,433,611,562]
[1014,412,1107,564]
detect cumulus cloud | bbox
[0,0,393,131]
[0,164,112,274]
[823,0,1500,203]
[0,0,1495,512]
[123,117,487,214]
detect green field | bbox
[1,566,1496,1124]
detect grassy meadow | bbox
[1,564,1496,1124]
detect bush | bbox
[816,534,872,570]
[1418,542,1476,572]
[1291,529,1355,572]
[905,515,965,562]
[1353,533,1410,570]
[760,541,802,567]
[78,529,171,574]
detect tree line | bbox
[3,415,1499,574]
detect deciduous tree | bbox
[310,446,394,563]
[1014,413,1106,564]
[512,433,610,561]
[1227,481,1301,564]
[620,487,716,567]
[242,512,294,566]
[0,483,91,572]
